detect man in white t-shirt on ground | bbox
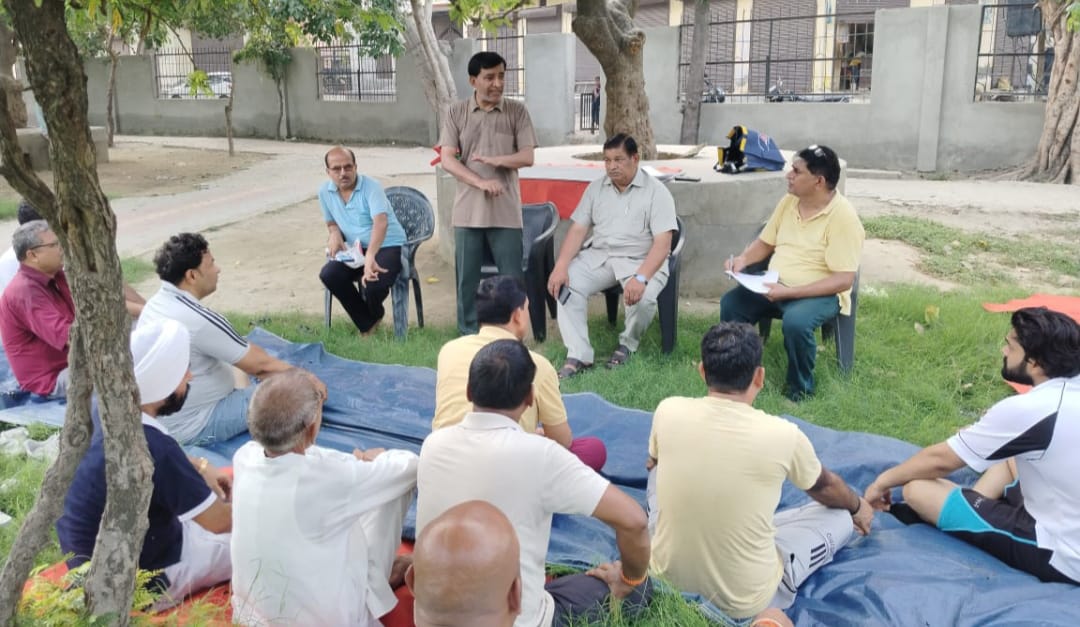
[648,322,872,625]
[231,369,418,625]
[866,307,1080,585]
[138,232,326,445]
[417,339,652,627]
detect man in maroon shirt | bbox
[0,220,74,397]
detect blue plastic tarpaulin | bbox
[3,329,1078,625]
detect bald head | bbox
[408,501,521,627]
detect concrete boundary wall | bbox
[677,5,1045,171]
[87,5,1044,171]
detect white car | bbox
[164,72,232,99]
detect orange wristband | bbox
[620,571,647,587]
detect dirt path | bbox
[6,137,1077,328]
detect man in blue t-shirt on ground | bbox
[319,146,408,335]
[56,319,232,608]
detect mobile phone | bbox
[558,285,571,305]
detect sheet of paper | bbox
[726,270,779,294]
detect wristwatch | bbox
[634,273,648,285]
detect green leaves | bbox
[1067,2,1080,32]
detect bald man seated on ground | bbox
[231,369,418,626]
[408,500,522,627]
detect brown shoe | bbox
[605,345,632,369]
[557,358,593,380]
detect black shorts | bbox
[937,481,1077,584]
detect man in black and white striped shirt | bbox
[139,233,326,445]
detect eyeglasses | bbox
[328,164,355,173]
[806,145,826,158]
[31,241,61,250]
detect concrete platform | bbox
[16,126,110,170]
[436,144,846,298]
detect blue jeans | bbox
[720,286,840,398]
[188,385,255,446]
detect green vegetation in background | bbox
[0,199,19,222]
[121,257,157,285]
[864,215,1080,287]
[230,284,1030,448]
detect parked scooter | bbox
[702,76,726,103]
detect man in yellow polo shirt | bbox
[721,145,863,401]
[648,322,872,624]
[433,275,606,471]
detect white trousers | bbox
[556,249,668,363]
[156,520,232,610]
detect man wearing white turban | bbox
[56,319,233,608]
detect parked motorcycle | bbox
[702,76,726,103]
[766,77,850,103]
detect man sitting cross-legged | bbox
[418,339,652,627]
[433,275,607,471]
[231,369,418,626]
[408,500,522,627]
[647,322,872,625]
[56,319,232,608]
[865,307,1080,585]
[139,232,326,445]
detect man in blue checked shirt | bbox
[319,146,407,335]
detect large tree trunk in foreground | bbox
[1023,1,1079,183]
[0,0,152,623]
[680,0,710,144]
[574,0,656,158]
[404,0,457,125]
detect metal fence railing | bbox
[315,43,397,102]
[574,81,600,133]
[153,47,234,99]
[678,11,875,103]
[974,3,1050,102]
[477,30,525,98]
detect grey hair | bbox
[13,220,52,262]
[247,369,323,454]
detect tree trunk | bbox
[405,0,457,125]
[0,17,28,127]
[0,18,16,76]
[274,78,285,141]
[106,44,119,148]
[225,90,235,156]
[680,0,710,144]
[1023,1,1079,183]
[573,0,657,159]
[0,0,152,623]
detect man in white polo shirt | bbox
[866,307,1080,585]
[139,232,326,445]
[231,369,418,626]
[417,339,652,627]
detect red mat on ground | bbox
[982,294,1080,393]
[24,542,416,626]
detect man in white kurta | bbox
[231,369,418,626]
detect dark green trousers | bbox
[454,227,523,334]
[720,286,841,398]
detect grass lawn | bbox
[0,199,19,222]
[1,213,1074,624]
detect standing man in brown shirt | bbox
[439,51,538,335]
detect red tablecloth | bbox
[519,163,682,219]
